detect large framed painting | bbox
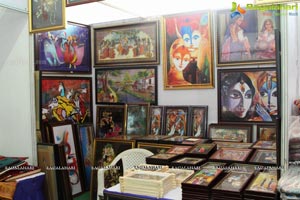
[66,0,101,6]
[95,66,157,105]
[40,76,92,124]
[216,9,280,66]
[188,106,208,137]
[96,105,126,138]
[29,0,66,33]
[94,20,160,66]
[148,106,165,135]
[125,103,149,136]
[163,11,214,89]
[34,22,91,73]
[164,106,189,136]
[218,67,278,123]
[48,121,84,196]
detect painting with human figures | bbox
[164,106,189,136]
[163,11,214,89]
[40,76,92,124]
[34,22,91,73]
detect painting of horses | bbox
[34,22,91,73]
[40,76,92,125]
[95,66,157,104]
[94,20,160,66]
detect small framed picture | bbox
[166,145,192,155]
[252,140,276,150]
[186,143,217,157]
[188,106,208,137]
[164,106,189,136]
[213,141,253,150]
[148,106,165,135]
[208,123,252,143]
[137,142,174,154]
[257,124,276,141]
[245,172,277,194]
[249,149,277,165]
[96,105,126,138]
[171,157,206,165]
[209,147,253,163]
[146,153,179,166]
[183,168,223,187]
[125,103,149,136]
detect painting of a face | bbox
[182,28,201,54]
[227,81,253,118]
[172,48,191,72]
[259,80,277,114]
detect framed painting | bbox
[188,106,208,137]
[164,106,189,136]
[252,140,276,150]
[249,149,277,165]
[216,9,280,66]
[163,11,214,89]
[94,20,160,66]
[125,103,149,136]
[66,0,101,6]
[76,123,94,190]
[186,143,217,157]
[148,106,165,135]
[245,172,277,194]
[29,0,66,33]
[183,168,223,187]
[95,66,157,105]
[257,124,276,141]
[137,142,174,154]
[208,123,252,143]
[218,67,278,123]
[40,76,92,124]
[166,145,192,155]
[90,138,135,200]
[213,141,253,150]
[209,147,253,163]
[96,105,126,138]
[34,22,91,73]
[48,121,84,196]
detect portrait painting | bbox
[96,105,125,138]
[217,9,280,66]
[218,67,278,123]
[95,66,157,105]
[164,106,189,136]
[40,76,92,124]
[94,21,160,66]
[163,11,214,89]
[148,106,165,135]
[189,106,208,137]
[34,22,91,73]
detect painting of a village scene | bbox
[94,21,159,66]
[95,66,157,104]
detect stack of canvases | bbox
[119,170,176,198]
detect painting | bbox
[172,157,205,165]
[166,145,192,155]
[246,172,277,193]
[40,76,92,124]
[48,122,84,196]
[96,105,125,138]
[77,124,94,190]
[95,66,157,104]
[163,11,214,89]
[257,124,277,141]
[249,149,277,164]
[94,21,160,66]
[34,22,91,73]
[218,67,278,123]
[148,106,165,135]
[66,0,101,6]
[164,106,189,136]
[137,142,174,154]
[216,9,280,66]
[252,140,276,150]
[189,106,208,137]
[187,143,216,155]
[29,0,66,33]
[208,123,252,143]
[125,103,149,136]
[183,168,223,186]
[209,147,253,162]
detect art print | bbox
[95,66,157,104]
[217,9,280,66]
[40,76,92,124]
[218,68,278,123]
[164,106,189,136]
[163,11,214,89]
[34,22,91,73]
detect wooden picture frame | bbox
[164,106,189,136]
[252,140,276,150]
[96,105,126,138]
[29,0,66,33]
[249,149,277,165]
[257,124,276,141]
[245,172,277,194]
[188,106,208,137]
[137,142,174,154]
[66,0,101,6]
[183,168,223,187]
[90,138,135,200]
[34,22,91,73]
[209,147,253,163]
[148,106,165,135]
[48,121,84,196]
[216,9,280,66]
[125,103,149,136]
[213,141,253,150]
[95,66,157,105]
[166,145,192,155]
[94,20,160,66]
[76,123,94,190]
[40,76,93,125]
[186,143,217,157]
[218,67,278,123]
[171,157,205,165]
[208,123,252,143]
[163,11,214,89]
